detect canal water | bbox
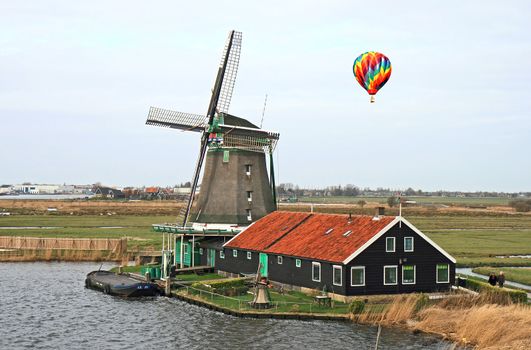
[0,262,453,350]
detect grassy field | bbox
[1,204,530,266]
[0,215,174,250]
[407,215,531,267]
[472,267,531,286]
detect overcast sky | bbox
[1,1,530,192]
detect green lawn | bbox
[472,267,531,286]
[407,215,531,267]
[180,288,350,314]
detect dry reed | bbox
[351,293,531,349]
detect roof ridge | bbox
[264,213,313,250]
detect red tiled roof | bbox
[225,211,396,263]
[225,211,311,252]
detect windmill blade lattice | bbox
[217,31,242,114]
[146,106,207,132]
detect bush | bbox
[349,299,365,314]
[464,277,527,303]
[508,199,531,212]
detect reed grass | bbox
[0,249,122,262]
[351,293,531,349]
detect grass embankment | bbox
[353,293,531,350]
[472,267,531,286]
[177,287,351,314]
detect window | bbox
[384,265,398,285]
[277,256,283,264]
[199,248,203,255]
[295,259,301,268]
[402,265,416,284]
[246,209,252,222]
[245,164,252,176]
[386,237,395,252]
[343,230,352,237]
[223,150,230,163]
[247,191,253,202]
[404,237,414,252]
[183,244,189,254]
[324,228,333,235]
[436,264,450,283]
[312,262,321,282]
[220,250,225,259]
[333,265,342,286]
[232,249,238,258]
[350,266,365,286]
[247,251,252,260]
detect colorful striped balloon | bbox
[353,51,392,102]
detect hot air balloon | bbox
[353,51,392,103]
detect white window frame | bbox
[386,237,395,252]
[402,265,416,285]
[245,164,252,176]
[247,251,252,260]
[220,250,225,259]
[232,249,238,258]
[199,248,203,255]
[277,256,283,264]
[312,262,321,282]
[350,266,366,286]
[295,259,301,268]
[436,263,450,283]
[247,191,253,202]
[246,209,252,221]
[383,265,398,285]
[404,237,414,252]
[333,265,342,286]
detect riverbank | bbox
[352,293,531,350]
[171,281,530,349]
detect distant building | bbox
[0,185,13,195]
[93,186,124,199]
[13,184,60,194]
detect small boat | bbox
[85,270,161,297]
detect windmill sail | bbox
[146,107,206,132]
[217,31,242,114]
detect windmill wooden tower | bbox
[146,31,279,273]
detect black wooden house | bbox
[217,211,455,298]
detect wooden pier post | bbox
[165,278,171,296]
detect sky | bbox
[0,1,530,192]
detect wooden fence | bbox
[0,236,127,254]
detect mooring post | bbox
[165,278,171,296]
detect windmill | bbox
[146,30,279,229]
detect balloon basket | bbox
[370,95,375,103]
